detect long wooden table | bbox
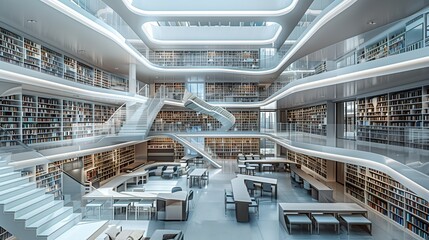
[291,165,333,202]
[278,202,368,232]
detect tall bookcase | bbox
[356,86,428,149]
[154,82,185,100]
[0,92,117,146]
[147,138,184,161]
[204,138,259,159]
[345,163,429,239]
[287,150,335,182]
[0,26,128,92]
[286,104,327,136]
[205,82,260,102]
[0,95,21,146]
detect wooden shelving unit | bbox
[204,138,259,159]
[36,96,61,143]
[345,163,429,239]
[76,61,93,85]
[205,82,259,102]
[23,38,40,71]
[41,46,63,77]
[0,26,130,92]
[287,150,331,181]
[0,27,23,66]
[21,95,37,144]
[287,104,327,136]
[149,50,259,69]
[0,95,21,147]
[356,86,428,149]
[0,227,12,240]
[147,137,184,161]
[154,82,185,100]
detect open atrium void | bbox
[1,0,429,239]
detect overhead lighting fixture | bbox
[114,67,119,70]
[77,49,86,54]
[368,20,376,25]
[27,19,37,23]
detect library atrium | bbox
[1,0,429,239]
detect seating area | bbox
[95,224,144,240]
[279,203,371,235]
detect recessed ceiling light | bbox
[77,50,86,54]
[114,67,119,70]
[368,20,376,25]
[27,19,37,23]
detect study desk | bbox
[278,202,368,232]
[236,174,278,198]
[188,168,207,188]
[291,166,333,202]
[231,175,278,222]
[241,158,294,172]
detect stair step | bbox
[37,213,81,240]
[0,182,35,201]
[0,172,21,182]
[17,201,63,226]
[6,194,53,218]
[30,207,73,233]
[0,188,45,209]
[0,166,14,175]
[0,177,29,191]
[0,160,8,167]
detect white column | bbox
[129,63,136,95]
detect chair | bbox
[224,190,235,215]
[187,190,194,210]
[249,198,259,216]
[245,180,256,196]
[224,189,233,198]
[171,187,182,193]
[202,171,209,186]
[261,163,274,172]
[294,174,303,187]
[261,182,273,200]
[303,180,311,192]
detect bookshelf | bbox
[1,91,118,144]
[94,68,111,89]
[231,110,259,131]
[356,86,428,149]
[204,138,259,159]
[345,163,429,239]
[23,38,40,71]
[389,29,406,55]
[0,227,12,240]
[0,27,23,66]
[0,95,21,147]
[147,137,184,161]
[286,104,327,136]
[76,61,94,85]
[154,82,185,100]
[0,26,130,92]
[205,82,260,102]
[41,46,63,77]
[148,50,259,69]
[35,162,62,199]
[287,150,332,181]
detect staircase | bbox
[117,86,166,140]
[0,157,81,240]
[165,134,222,168]
[182,91,235,131]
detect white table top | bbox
[279,203,367,213]
[86,200,105,207]
[231,178,252,203]
[236,174,278,185]
[312,215,339,223]
[157,191,188,201]
[340,215,371,223]
[113,200,131,207]
[286,214,312,223]
[189,168,207,177]
[163,169,174,173]
[291,166,331,191]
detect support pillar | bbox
[326,101,336,147]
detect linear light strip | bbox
[142,23,283,45]
[124,0,299,17]
[41,0,354,76]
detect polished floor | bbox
[104,160,419,240]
